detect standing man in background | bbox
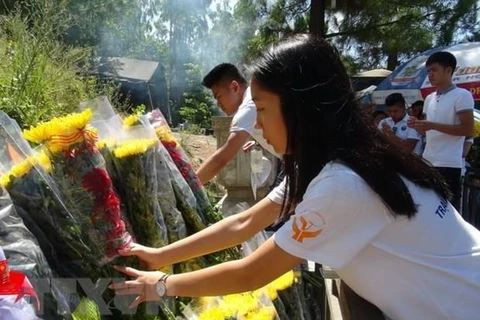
[408,51,474,210]
[196,63,279,186]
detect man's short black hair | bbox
[202,63,247,89]
[426,51,457,75]
[385,93,406,108]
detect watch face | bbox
[156,281,166,297]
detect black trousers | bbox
[435,167,462,211]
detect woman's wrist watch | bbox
[155,274,171,297]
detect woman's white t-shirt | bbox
[268,162,480,320]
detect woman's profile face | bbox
[251,77,288,155]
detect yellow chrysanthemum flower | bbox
[198,306,227,320]
[261,285,278,301]
[23,109,94,144]
[23,121,61,144]
[113,139,158,158]
[10,158,35,178]
[244,306,277,320]
[58,109,93,132]
[222,293,259,316]
[0,174,11,188]
[96,139,116,149]
[123,114,140,128]
[0,156,37,187]
[268,270,295,291]
[155,126,176,143]
[35,151,52,173]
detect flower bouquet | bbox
[147,110,216,224]
[22,109,133,264]
[122,116,189,246]
[110,127,169,263]
[0,114,96,279]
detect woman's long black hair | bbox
[251,34,450,220]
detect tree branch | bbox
[325,9,452,38]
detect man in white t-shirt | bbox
[408,51,474,210]
[196,63,278,185]
[378,93,422,155]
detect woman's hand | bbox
[119,243,162,270]
[109,265,165,308]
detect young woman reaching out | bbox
[111,34,480,319]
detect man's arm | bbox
[412,111,474,137]
[384,132,418,153]
[196,130,250,185]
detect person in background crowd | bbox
[410,100,427,154]
[372,108,388,128]
[111,34,480,320]
[378,93,422,155]
[408,51,474,210]
[410,100,425,120]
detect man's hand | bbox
[407,116,417,129]
[408,117,430,135]
[196,130,250,185]
[412,120,433,134]
[242,141,258,152]
[381,123,393,136]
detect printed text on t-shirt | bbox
[435,198,448,219]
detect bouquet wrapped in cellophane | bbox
[19,109,168,319]
[0,112,99,280]
[123,116,210,275]
[145,111,241,265]
[244,232,314,320]
[83,98,209,271]
[0,182,72,319]
[110,126,169,269]
[147,109,217,225]
[124,116,188,247]
[22,109,133,264]
[0,111,104,318]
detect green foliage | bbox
[132,103,147,116]
[329,0,478,70]
[0,4,117,128]
[178,63,213,128]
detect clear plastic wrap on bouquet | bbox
[0,187,72,319]
[135,115,207,236]
[22,109,133,264]
[0,112,98,279]
[110,125,169,255]
[146,109,215,224]
[136,116,188,246]
[79,95,120,124]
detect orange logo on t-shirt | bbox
[292,216,323,243]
